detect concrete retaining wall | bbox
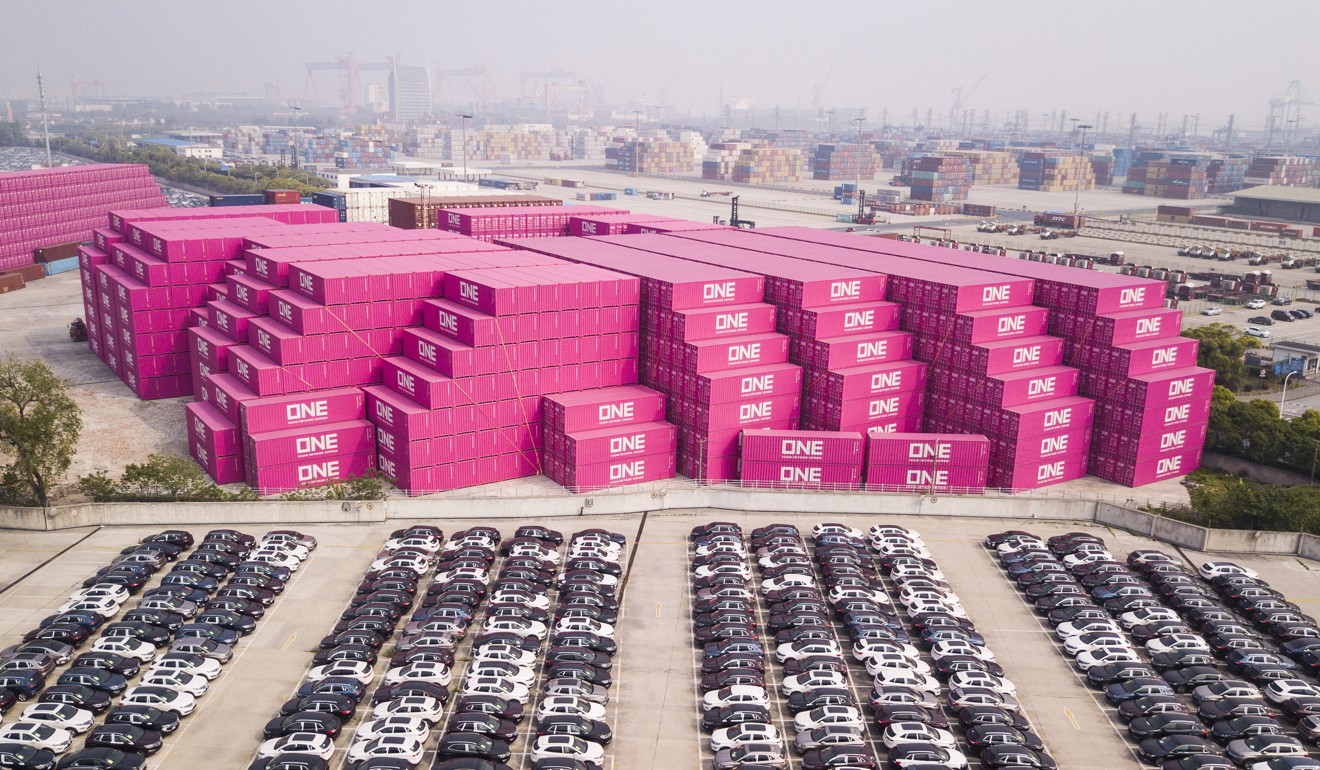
[1203,528,1303,555]
[1095,502,1156,536]
[1150,517,1209,550]
[1299,535,1320,561]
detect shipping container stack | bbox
[732,146,804,184]
[714,228,1097,491]
[541,385,676,492]
[612,232,927,437]
[386,195,561,229]
[810,143,879,181]
[1206,157,1249,194]
[436,205,623,241]
[1142,158,1210,200]
[702,141,752,181]
[751,226,1213,490]
[495,236,801,483]
[612,138,696,175]
[367,260,643,494]
[948,150,1020,186]
[567,214,676,237]
[0,164,165,271]
[1017,151,1095,193]
[739,429,865,490]
[1090,153,1115,186]
[908,155,972,202]
[1245,156,1317,188]
[864,433,989,493]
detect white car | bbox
[702,685,770,712]
[488,592,550,611]
[1202,306,1222,316]
[465,664,535,687]
[872,668,942,695]
[877,540,933,558]
[776,640,842,662]
[853,639,921,663]
[247,551,301,571]
[1062,551,1114,568]
[536,696,607,722]
[371,695,445,725]
[90,637,156,662]
[483,618,547,639]
[56,597,120,618]
[1200,561,1258,580]
[345,736,426,765]
[694,563,752,580]
[869,525,921,540]
[307,660,374,684]
[1056,620,1123,639]
[782,671,847,695]
[258,541,310,561]
[1247,299,1268,310]
[147,655,223,681]
[1063,634,1133,657]
[812,523,863,539]
[882,721,958,750]
[376,556,435,575]
[530,735,606,765]
[793,705,865,732]
[383,536,441,553]
[554,618,614,637]
[0,722,74,753]
[905,599,967,618]
[949,687,1021,712]
[1264,679,1320,704]
[694,543,746,559]
[383,662,452,687]
[929,641,996,662]
[1245,326,1271,339]
[506,545,559,561]
[120,687,196,715]
[255,732,336,760]
[1120,607,1180,629]
[1146,634,1212,656]
[1075,648,1141,671]
[137,597,198,618]
[461,677,530,703]
[354,716,430,743]
[863,653,930,677]
[567,546,620,562]
[19,704,94,734]
[948,671,1017,697]
[761,574,814,593]
[711,721,780,752]
[67,585,130,605]
[139,670,209,697]
[432,567,488,583]
[891,563,945,581]
[828,587,888,605]
[472,645,537,668]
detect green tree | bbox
[79,453,257,502]
[0,357,83,506]
[1183,323,1259,392]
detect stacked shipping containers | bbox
[386,195,560,229]
[732,146,803,184]
[740,429,864,490]
[496,236,800,483]
[1018,151,1095,192]
[948,150,1020,186]
[810,144,879,181]
[437,205,622,241]
[0,164,166,270]
[1245,156,1317,188]
[909,155,972,202]
[864,433,990,493]
[542,385,677,491]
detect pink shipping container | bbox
[1070,336,1200,377]
[901,305,1051,344]
[780,301,901,339]
[679,393,802,433]
[547,421,677,465]
[866,432,990,466]
[694,363,805,404]
[797,330,915,370]
[804,390,925,430]
[1094,396,1211,434]
[243,419,375,466]
[247,451,376,493]
[992,450,1089,490]
[918,335,1065,376]
[188,430,244,485]
[740,460,863,490]
[865,463,988,493]
[1080,366,1216,411]
[246,236,507,287]
[661,303,778,342]
[1091,447,1202,486]
[543,385,666,432]
[1051,307,1183,347]
[673,333,791,374]
[204,372,257,426]
[240,386,367,434]
[990,424,1095,466]
[810,360,928,402]
[740,429,866,465]
[187,327,233,372]
[549,451,676,492]
[1091,420,1208,458]
[109,204,339,234]
[185,401,241,458]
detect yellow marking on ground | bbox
[1064,707,1080,730]
[281,633,296,650]
[655,602,662,618]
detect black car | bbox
[535,715,613,744]
[311,645,377,667]
[800,745,877,770]
[246,755,329,770]
[84,726,162,757]
[965,724,1045,754]
[279,694,355,720]
[1208,715,1285,745]
[0,743,55,770]
[1137,735,1224,764]
[701,704,771,731]
[194,611,257,636]
[102,706,179,736]
[262,711,342,740]
[957,706,1032,732]
[101,623,171,648]
[39,612,105,632]
[1250,316,1276,326]
[371,682,450,706]
[979,745,1058,770]
[56,669,128,696]
[0,690,15,715]
[1088,663,1158,687]
[546,662,612,688]
[452,696,524,724]
[1118,696,1190,723]
[119,610,183,634]
[1164,666,1230,691]
[39,686,111,714]
[1198,698,1276,722]
[1152,654,1218,675]
[434,732,511,763]
[295,678,365,703]
[0,672,46,700]
[319,629,388,651]
[1129,714,1210,740]
[550,633,617,656]
[1107,678,1175,705]
[786,688,853,714]
[22,625,89,647]
[54,748,145,770]
[445,712,518,742]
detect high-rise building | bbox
[389,65,431,123]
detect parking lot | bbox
[3,512,1320,770]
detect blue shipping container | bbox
[43,257,79,276]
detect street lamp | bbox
[1281,370,1300,415]
[1073,123,1092,215]
[456,113,473,183]
[853,114,865,216]
[632,109,642,178]
[290,106,302,171]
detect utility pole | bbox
[632,109,641,177]
[1225,114,1235,149]
[457,112,473,182]
[1074,124,1092,216]
[36,66,52,168]
[854,113,866,211]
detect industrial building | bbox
[1224,185,1320,224]
[388,64,432,122]
[132,137,222,159]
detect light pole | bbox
[456,113,473,183]
[632,109,642,178]
[854,114,865,215]
[290,106,302,171]
[1281,370,1300,415]
[1073,123,1092,215]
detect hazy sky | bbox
[4,0,1317,131]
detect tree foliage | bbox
[1206,385,1320,477]
[0,357,82,506]
[0,122,34,148]
[1177,470,1320,535]
[79,453,257,503]
[1183,323,1259,392]
[279,472,387,501]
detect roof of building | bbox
[1273,338,1320,355]
[1229,186,1320,205]
[135,137,209,149]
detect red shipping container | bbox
[740,460,862,490]
[866,432,990,466]
[740,429,866,465]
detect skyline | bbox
[3,0,1318,133]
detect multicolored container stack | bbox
[908,155,972,202]
[740,429,865,490]
[542,385,677,492]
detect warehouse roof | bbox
[1274,339,1320,355]
[134,137,209,148]
[1229,186,1320,205]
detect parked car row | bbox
[988,530,1319,769]
[864,525,1055,770]
[251,523,448,770]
